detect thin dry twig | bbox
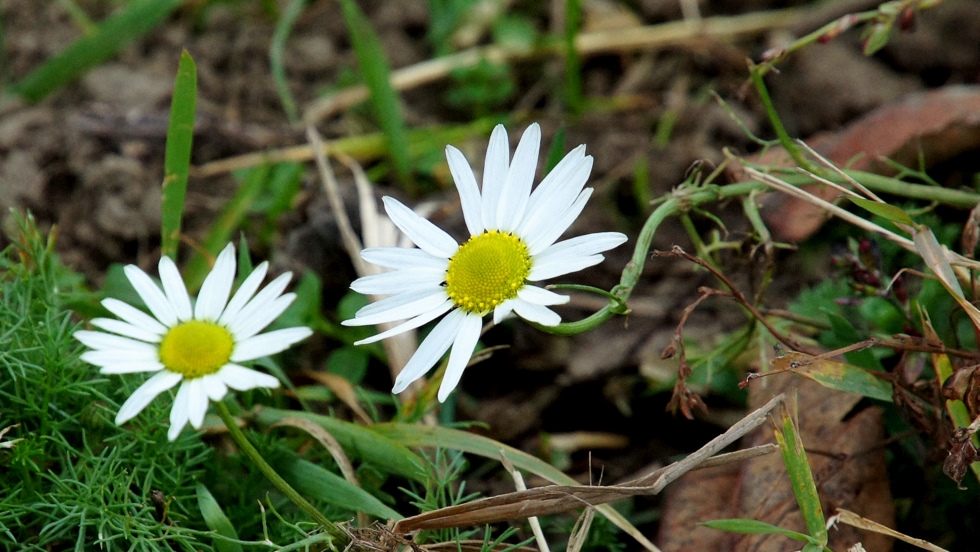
[392,396,785,533]
[303,8,804,123]
[830,509,949,552]
[500,452,550,552]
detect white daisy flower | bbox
[75,244,312,441]
[343,123,628,402]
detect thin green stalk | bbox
[564,0,584,113]
[214,401,348,546]
[271,0,306,124]
[749,65,815,173]
[533,181,766,335]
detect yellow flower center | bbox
[158,320,234,379]
[445,230,532,314]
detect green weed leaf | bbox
[702,518,816,543]
[196,484,243,552]
[8,0,183,102]
[161,50,198,261]
[849,197,914,225]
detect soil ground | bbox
[3,0,980,549]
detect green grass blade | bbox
[182,164,269,291]
[196,484,243,552]
[277,455,402,520]
[371,422,659,551]
[8,0,183,102]
[270,0,307,123]
[161,50,198,261]
[702,518,816,543]
[338,0,414,190]
[774,411,828,545]
[253,407,426,483]
[564,0,584,113]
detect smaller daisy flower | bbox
[343,123,628,402]
[75,244,312,441]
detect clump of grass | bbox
[0,213,212,550]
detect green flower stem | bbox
[214,401,348,545]
[749,65,815,174]
[533,181,765,336]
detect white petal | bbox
[446,145,484,236]
[361,247,448,270]
[480,125,510,230]
[158,257,192,322]
[100,362,165,375]
[513,299,561,326]
[195,244,236,321]
[168,381,192,440]
[529,254,604,281]
[344,287,449,326]
[383,197,459,258]
[124,264,178,327]
[517,285,570,306]
[101,298,168,336]
[186,379,210,429]
[202,374,229,401]
[518,153,591,239]
[350,268,445,295]
[496,123,540,232]
[75,330,160,352]
[526,188,593,255]
[534,232,628,264]
[493,299,515,325]
[223,272,292,335]
[229,293,296,341]
[438,313,482,402]
[391,309,468,393]
[90,318,162,343]
[82,348,160,367]
[231,327,313,362]
[115,370,182,425]
[218,364,280,391]
[353,300,454,345]
[219,262,269,324]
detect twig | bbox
[392,396,785,532]
[303,8,804,123]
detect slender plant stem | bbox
[214,401,348,546]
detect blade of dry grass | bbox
[304,7,804,123]
[392,396,785,533]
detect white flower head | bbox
[343,123,628,402]
[75,244,312,440]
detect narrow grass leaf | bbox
[920,307,980,483]
[196,484,243,552]
[277,455,402,520]
[161,50,198,261]
[253,407,426,482]
[372,422,659,552]
[270,0,307,123]
[564,0,584,113]
[849,197,914,225]
[338,0,414,189]
[702,518,816,543]
[799,361,892,402]
[543,127,566,174]
[8,0,183,102]
[773,412,827,545]
[182,164,269,291]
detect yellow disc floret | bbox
[445,230,532,314]
[159,320,234,379]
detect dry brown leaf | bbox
[731,85,980,242]
[656,368,895,551]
